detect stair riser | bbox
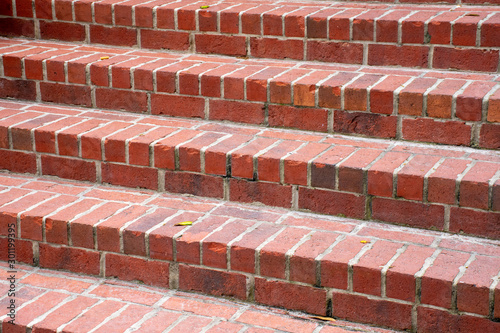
[1,0,500,72]
[1,103,498,239]
[0,174,499,332]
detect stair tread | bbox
[0,171,499,331]
[2,37,500,148]
[0,264,402,333]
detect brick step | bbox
[0,265,405,333]
[1,38,500,148]
[1,99,499,239]
[1,0,500,72]
[0,172,499,332]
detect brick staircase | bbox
[0,0,499,332]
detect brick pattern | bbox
[0,265,396,333]
[0,173,499,332]
[1,39,499,147]
[1,0,499,72]
[0,101,498,239]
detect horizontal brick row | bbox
[1,38,500,148]
[0,173,499,332]
[2,1,500,73]
[0,265,375,333]
[0,100,499,239]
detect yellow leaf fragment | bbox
[310,316,336,322]
[200,5,209,9]
[100,56,110,60]
[360,240,369,244]
[175,221,193,226]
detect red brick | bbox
[67,54,102,84]
[371,198,445,230]
[329,9,364,40]
[268,104,328,132]
[284,142,329,186]
[427,79,467,118]
[204,134,252,176]
[237,310,317,332]
[397,155,441,201]
[399,78,438,116]
[177,3,200,30]
[110,57,148,89]
[89,25,137,47]
[368,44,428,68]
[290,231,338,285]
[250,37,304,60]
[197,3,230,32]
[456,81,497,121]
[334,110,397,138]
[93,304,151,333]
[164,171,224,198]
[229,178,292,208]
[102,162,158,190]
[45,199,101,245]
[0,78,37,101]
[61,300,125,333]
[367,151,409,197]
[262,6,298,36]
[206,322,245,333]
[307,41,363,64]
[311,146,356,190]
[153,129,201,169]
[257,140,302,183]
[0,18,35,38]
[134,0,165,28]
[459,162,497,210]
[230,224,282,274]
[201,64,242,97]
[421,250,471,308]
[453,12,487,46]
[481,13,500,47]
[270,69,310,104]
[151,94,205,118]
[0,0,13,15]
[386,245,435,302]
[344,74,383,111]
[195,34,246,57]
[54,0,73,20]
[41,155,96,182]
[480,123,500,149]
[209,100,265,125]
[376,10,411,43]
[246,67,288,102]
[104,124,152,163]
[292,70,331,107]
[427,159,470,205]
[353,10,386,41]
[3,48,45,78]
[402,118,471,146]
[40,21,86,42]
[0,149,36,174]
[255,278,327,315]
[427,11,462,45]
[299,187,366,219]
[230,137,277,179]
[433,47,499,72]
[219,3,258,34]
[488,88,500,122]
[223,65,264,100]
[106,253,169,287]
[331,292,412,331]
[457,255,499,316]
[336,147,380,192]
[81,121,129,160]
[449,207,500,239]
[241,4,276,35]
[162,296,238,319]
[0,238,33,264]
[353,241,403,296]
[127,127,174,166]
[46,52,93,83]
[148,211,204,261]
[401,11,438,44]
[40,82,91,107]
[93,0,114,24]
[3,291,68,333]
[95,88,148,113]
[32,296,99,333]
[417,306,500,333]
[39,243,100,275]
[131,311,180,333]
[202,219,255,269]
[74,0,93,22]
[178,264,247,300]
